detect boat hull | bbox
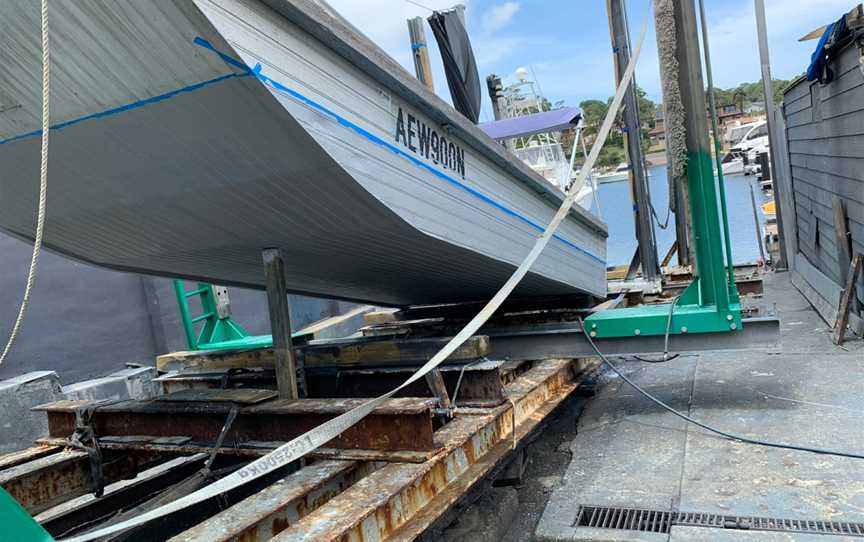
[0,0,607,306]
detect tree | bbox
[596,147,624,168]
[708,76,802,108]
[579,99,608,138]
[634,84,656,128]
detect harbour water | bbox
[592,164,771,267]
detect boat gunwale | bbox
[254,0,608,238]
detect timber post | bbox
[262,248,300,399]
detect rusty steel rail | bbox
[0,357,594,540]
[169,460,378,541]
[35,396,438,453]
[36,454,208,538]
[0,448,165,515]
[155,358,594,542]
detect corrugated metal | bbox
[0,0,607,306]
[783,43,864,293]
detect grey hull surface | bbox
[0,0,607,306]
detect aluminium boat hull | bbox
[0,0,607,306]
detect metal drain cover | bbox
[575,505,864,537]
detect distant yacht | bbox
[592,162,653,184]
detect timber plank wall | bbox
[783,40,864,313]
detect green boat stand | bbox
[584,147,743,339]
[0,487,54,542]
[173,280,274,351]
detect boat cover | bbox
[479,107,582,140]
[428,9,482,123]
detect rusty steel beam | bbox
[37,437,437,464]
[36,454,208,538]
[0,448,164,515]
[169,460,377,542]
[153,360,521,408]
[269,358,596,542]
[311,359,524,408]
[36,397,437,452]
[0,445,60,471]
[664,276,764,297]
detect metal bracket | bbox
[586,280,743,339]
[173,280,273,351]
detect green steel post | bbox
[583,0,741,339]
[698,0,738,298]
[673,0,738,314]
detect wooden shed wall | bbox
[783,43,864,294]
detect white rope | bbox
[0,0,49,366]
[65,10,650,542]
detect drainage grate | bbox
[574,505,864,537]
[575,506,672,533]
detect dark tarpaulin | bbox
[427,10,481,123]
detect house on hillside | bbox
[649,107,666,149]
[716,103,744,129]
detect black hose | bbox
[578,317,864,460]
[632,296,680,363]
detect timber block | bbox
[157,335,491,372]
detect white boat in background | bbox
[721,120,769,177]
[0,0,608,307]
[593,162,653,184]
[595,163,631,183]
[721,155,745,175]
[478,83,598,212]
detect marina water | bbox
[593,164,771,266]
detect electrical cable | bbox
[450,357,485,409]
[0,0,50,367]
[622,0,674,233]
[577,317,864,461]
[644,165,674,230]
[632,296,680,363]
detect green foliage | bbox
[578,99,608,138]
[577,84,656,166]
[710,77,801,108]
[634,85,656,127]
[572,76,801,168]
[596,146,624,168]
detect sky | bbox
[326,0,852,122]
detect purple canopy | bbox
[478,106,582,140]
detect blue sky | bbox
[327,0,851,121]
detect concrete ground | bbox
[432,271,864,541]
[533,271,864,541]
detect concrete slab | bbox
[536,359,695,541]
[61,366,159,401]
[61,376,129,401]
[669,526,859,541]
[680,352,864,521]
[536,272,864,542]
[109,367,160,399]
[0,371,61,453]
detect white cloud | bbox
[322,0,529,109]
[481,2,521,34]
[702,0,852,88]
[325,0,462,72]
